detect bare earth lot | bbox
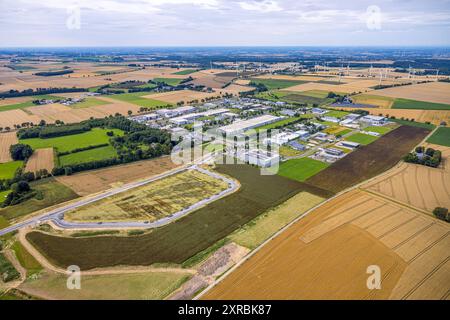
[25,148,55,174]
[203,190,450,300]
[56,156,180,196]
[0,132,18,163]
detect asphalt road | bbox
[0,154,228,236]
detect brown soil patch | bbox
[25,148,55,173]
[0,132,18,163]
[203,190,450,300]
[56,156,180,196]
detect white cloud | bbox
[238,0,282,13]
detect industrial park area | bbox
[0,0,449,308]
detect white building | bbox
[321,116,340,123]
[337,141,360,149]
[236,149,280,168]
[360,115,387,126]
[264,132,300,145]
[219,115,282,135]
[156,106,196,118]
[312,108,328,115]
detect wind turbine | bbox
[379,69,383,86]
[436,69,440,81]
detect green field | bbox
[20,128,124,153]
[26,164,332,270]
[70,97,109,109]
[11,241,42,276]
[173,69,198,75]
[229,192,324,249]
[59,145,118,166]
[427,127,450,147]
[324,110,350,119]
[345,133,379,145]
[278,158,329,182]
[362,126,393,135]
[0,161,23,180]
[21,271,190,300]
[0,178,79,222]
[281,93,331,105]
[250,79,308,90]
[108,92,170,108]
[0,95,61,112]
[0,190,10,205]
[153,78,184,86]
[0,253,20,282]
[392,98,450,110]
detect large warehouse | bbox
[218,115,282,135]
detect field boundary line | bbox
[196,129,437,300]
[391,222,435,251]
[407,232,449,264]
[401,256,450,300]
[359,208,402,230]
[361,189,433,218]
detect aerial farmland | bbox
[0,43,449,304]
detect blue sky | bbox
[1,0,449,47]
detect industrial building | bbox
[156,106,196,118]
[360,115,387,126]
[235,149,280,168]
[218,115,282,135]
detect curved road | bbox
[0,154,236,236]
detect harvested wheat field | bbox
[145,90,221,104]
[24,148,55,174]
[56,156,180,196]
[363,144,450,213]
[223,84,254,95]
[203,189,450,300]
[281,79,384,94]
[0,132,18,163]
[371,82,450,105]
[254,75,329,82]
[0,109,41,129]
